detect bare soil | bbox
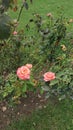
[0,91,48,130]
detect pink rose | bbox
[43,72,55,82]
[25,64,32,69]
[16,66,30,80]
[13,31,18,35]
[47,13,52,17]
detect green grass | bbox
[7,99,73,130]
[8,0,73,36]
[10,0,73,28]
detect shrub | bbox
[0,64,40,102]
[42,58,73,100]
[0,0,73,103]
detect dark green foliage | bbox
[1,0,12,10]
[0,14,12,40]
[0,41,21,74]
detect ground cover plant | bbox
[0,0,73,129]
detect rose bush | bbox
[42,58,73,100]
[1,64,41,102]
[0,0,73,103]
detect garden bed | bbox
[0,91,48,130]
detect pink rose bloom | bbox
[43,72,55,82]
[13,31,18,35]
[26,64,32,69]
[47,13,52,17]
[16,66,30,80]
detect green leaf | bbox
[57,71,65,77]
[50,79,59,86]
[22,84,27,93]
[23,1,28,10]
[42,86,49,91]
[27,80,34,88]
[3,92,8,98]
[40,88,44,94]
[59,95,66,101]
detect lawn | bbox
[9,0,73,29]
[0,0,73,130]
[7,99,73,130]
